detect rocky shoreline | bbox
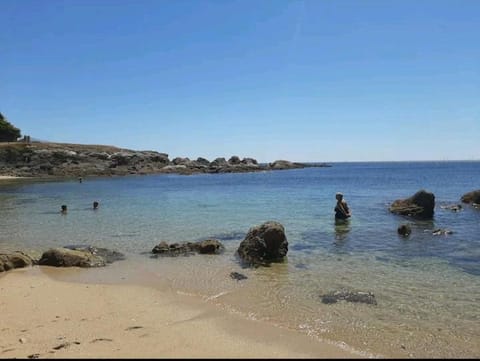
[0,141,330,178]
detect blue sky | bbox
[2,0,479,162]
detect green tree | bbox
[0,113,21,142]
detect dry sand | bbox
[0,267,363,359]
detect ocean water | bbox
[1,161,479,357]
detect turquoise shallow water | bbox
[1,161,479,357]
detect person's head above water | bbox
[93,201,99,209]
[61,205,67,213]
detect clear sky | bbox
[2,0,479,162]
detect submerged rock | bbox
[389,190,435,219]
[237,221,288,266]
[320,290,377,305]
[397,224,412,237]
[230,271,248,281]
[151,239,224,257]
[431,228,453,236]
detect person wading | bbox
[334,192,351,220]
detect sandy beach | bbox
[0,176,23,180]
[0,267,363,359]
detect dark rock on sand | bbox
[461,190,480,204]
[389,190,435,219]
[237,221,288,266]
[0,251,36,272]
[230,271,248,281]
[320,290,377,305]
[152,239,224,257]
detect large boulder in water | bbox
[237,221,288,266]
[0,251,36,273]
[461,190,480,204]
[389,190,435,219]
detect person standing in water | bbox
[334,192,351,220]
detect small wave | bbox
[200,231,246,242]
[110,233,139,238]
[205,291,230,301]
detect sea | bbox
[1,161,479,358]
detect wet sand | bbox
[0,267,362,359]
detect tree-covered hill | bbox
[0,113,21,142]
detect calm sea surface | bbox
[1,161,479,357]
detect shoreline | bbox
[0,267,364,359]
[0,175,24,180]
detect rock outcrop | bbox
[268,160,304,170]
[0,251,36,272]
[237,221,288,266]
[461,190,480,204]
[0,142,330,179]
[389,190,435,219]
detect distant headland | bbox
[0,141,331,179]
